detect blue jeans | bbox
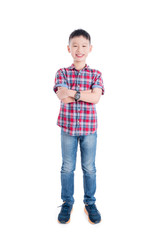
[60,129,97,205]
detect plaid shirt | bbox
[53,63,105,136]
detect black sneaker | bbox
[58,202,73,224]
[84,204,101,224]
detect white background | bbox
[0,0,160,239]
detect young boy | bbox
[53,29,105,224]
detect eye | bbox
[83,46,87,47]
[73,45,77,47]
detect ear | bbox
[89,45,93,53]
[67,45,71,53]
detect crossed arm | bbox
[56,87,102,104]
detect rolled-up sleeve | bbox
[92,71,105,95]
[53,69,68,93]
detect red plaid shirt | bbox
[53,63,105,136]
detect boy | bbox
[53,29,105,224]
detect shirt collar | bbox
[68,63,89,71]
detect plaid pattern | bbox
[53,63,105,136]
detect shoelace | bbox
[57,203,71,213]
[57,202,68,208]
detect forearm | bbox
[68,89,99,104]
[56,87,102,104]
[61,89,92,104]
[62,96,75,104]
[80,91,99,104]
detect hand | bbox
[56,87,69,100]
[84,89,92,93]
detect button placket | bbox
[76,71,81,128]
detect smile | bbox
[76,54,84,58]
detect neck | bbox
[73,61,86,70]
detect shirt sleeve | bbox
[92,71,105,95]
[53,69,68,93]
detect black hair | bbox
[69,29,91,45]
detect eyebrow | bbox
[72,42,88,45]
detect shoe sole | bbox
[84,207,101,224]
[57,208,73,224]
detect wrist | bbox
[68,89,76,98]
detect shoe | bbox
[84,204,101,224]
[58,202,73,224]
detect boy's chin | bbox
[74,58,86,62]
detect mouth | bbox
[76,54,85,58]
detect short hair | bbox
[69,29,91,45]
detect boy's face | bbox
[67,36,92,63]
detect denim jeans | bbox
[60,129,97,205]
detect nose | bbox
[77,46,83,52]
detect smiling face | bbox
[67,36,92,64]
